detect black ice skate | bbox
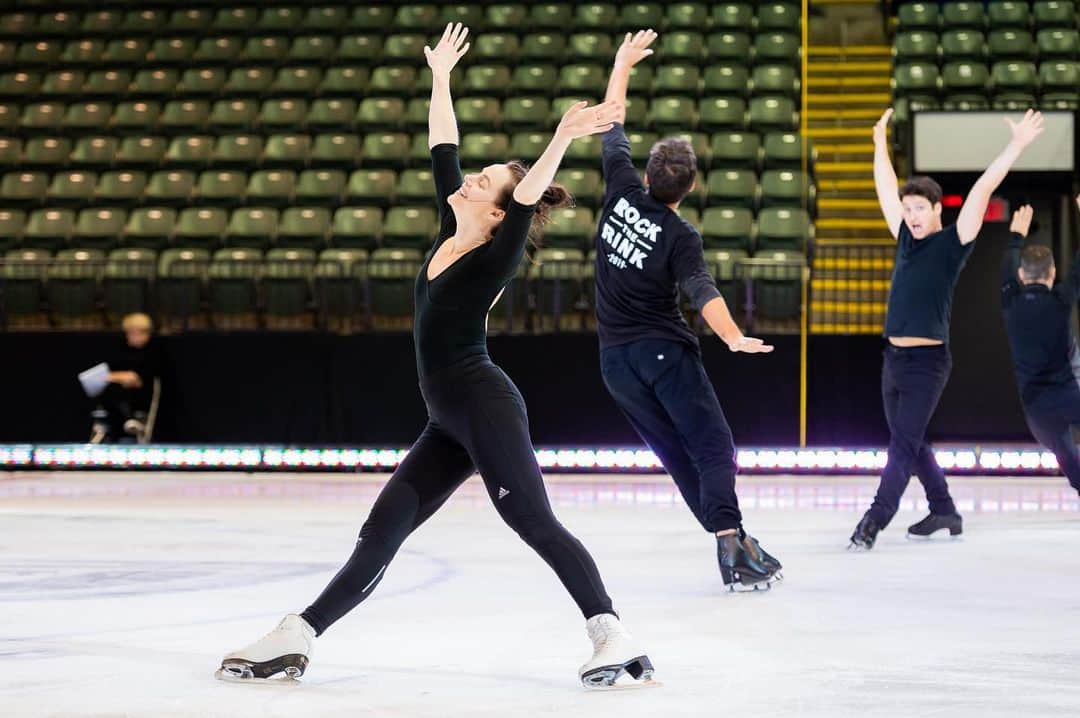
[717,531,779,592]
[740,529,783,581]
[848,512,880,551]
[907,512,963,540]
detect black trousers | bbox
[868,344,958,527]
[301,355,614,635]
[600,338,742,533]
[1023,382,1080,493]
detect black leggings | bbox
[301,355,614,635]
[1024,383,1080,493]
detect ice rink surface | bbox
[2,470,1079,718]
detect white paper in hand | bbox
[78,363,110,397]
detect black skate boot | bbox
[907,512,962,540]
[717,531,776,592]
[848,512,880,551]
[739,528,783,581]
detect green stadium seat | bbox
[95,170,147,205]
[311,133,361,167]
[320,66,371,96]
[368,66,418,97]
[20,102,64,134]
[753,33,801,65]
[544,207,595,250]
[941,61,990,103]
[455,97,502,131]
[22,137,71,168]
[246,170,296,206]
[347,170,396,206]
[711,131,761,169]
[394,5,442,32]
[208,248,262,328]
[654,65,701,96]
[383,206,437,249]
[157,247,209,326]
[666,2,709,29]
[251,7,298,34]
[898,3,940,30]
[144,170,195,205]
[258,98,308,132]
[123,207,176,250]
[295,170,346,205]
[648,96,698,132]
[410,133,432,164]
[661,32,705,63]
[987,30,1036,61]
[703,208,756,253]
[347,6,394,32]
[165,135,215,168]
[289,35,335,64]
[332,206,383,249]
[62,102,114,134]
[761,169,815,210]
[147,37,195,65]
[242,36,290,65]
[269,67,323,96]
[574,3,619,29]
[115,135,166,168]
[0,102,16,133]
[706,170,759,209]
[314,247,368,326]
[2,248,49,324]
[361,133,410,169]
[510,132,552,161]
[531,247,586,330]
[441,5,485,30]
[1037,29,1080,59]
[395,169,435,205]
[530,4,575,29]
[264,247,316,325]
[503,97,551,131]
[763,132,810,169]
[62,39,105,66]
[1039,61,1080,109]
[942,2,986,29]
[177,67,227,96]
[47,248,103,327]
[511,65,559,95]
[0,209,25,251]
[263,134,311,167]
[471,34,521,65]
[130,69,179,99]
[460,133,511,166]
[0,13,36,38]
[368,247,423,325]
[991,61,1038,110]
[41,70,85,98]
[703,247,748,313]
[487,4,530,31]
[707,32,753,62]
[988,1,1031,28]
[463,66,512,98]
[48,170,97,206]
[712,3,755,32]
[119,9,166,34]
[103,247,156,319]
[627,130,659,164]
[758,3,801,32]
[306,99,355,132]
[73,207,127,251]
[752,65,801,97]
[224,207,279,250]
[557,65,606,96]
[0,71,41,99]
[18,39,63,67]
[193,36,242,65]
[749,249,804,321]
[555,169,602,209]
[704,65,751,97]
[895,31,940,61]
[102,38,149,65]
[384,34,429,66]
[196,170,248,206]
[941,30,987,60]
[564,134,602,167]
[0,171,48,207]
[209,99,259,132]
[337,35,383,65]
[521,33,567,62]
[175,207,227,250]
[24,208,75,251]
[0,136,20,167]
[84,70,131,98]
[0,42,14,68]
[159,100,210,133]
[278,207,331,250]
[166,8,213,35]
[223,66,274,97]
[1033,1,1074,29]
[749,96,798,132]
[756,207,811,250]
[894,62,941,102]
[212,134,264,168]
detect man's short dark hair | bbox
[646,137,697,205]
[1020,245,1054,282]
[899,175,943,205]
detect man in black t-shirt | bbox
[593,31,781,592]
[90,313,162,443]
[1000,199,1080,495]
[850,108,1045,549]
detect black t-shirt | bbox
[413,143,536,377]
[593,124,721,352]
[110,337,161,408]
[884,221,974,342]
[1001,232,1080,401]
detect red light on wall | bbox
[942,194,963,208]
[984,197,1009,222]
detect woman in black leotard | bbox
[218,24,654,689]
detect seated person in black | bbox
[851,108,1046,549]
[1000,200,1080,495]
[90,312,161,443]
[219,24,654,689]
[592,30,782,592]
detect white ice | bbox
[2,471,1079,718]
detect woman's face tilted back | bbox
[448,163,517,239]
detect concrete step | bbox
[814,161,874,177]
[808,61,892,75]
[807,76,892,90]
[810,322,884,334]
[813,142,875,162]
[808,45,892,59]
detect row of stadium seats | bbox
[0,130,808,172]
[0,202,815,253]
[0,96,803,135]
[0,4,804,38]
[892,59,1079,110]
[0,62,804,101]
[897,1,1077,31]
[895,28,1079,61]
[0,245,806,328]
[0,31,804,69]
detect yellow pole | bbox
[799,0,810,447]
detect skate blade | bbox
[847,541,873,551]
[215,668,301,685]
[906,531,963,541]
[725,578,773,593]
[581,656,656,690]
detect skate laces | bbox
[587,615,622,651]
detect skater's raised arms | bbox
[872,109,903,240]
[425,24,469,150]
[604,30,658,127]
[956,110,1045,245]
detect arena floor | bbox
[2,471,1079,718]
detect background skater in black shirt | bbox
[1000,199,1080,495]
[594,31,782,592]
[218,24,654,689]
[850,108,1045,549]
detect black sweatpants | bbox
[301,355,614,635]
[1023,383,1080,493]
[600,338,742,533]
[868,344,958,527]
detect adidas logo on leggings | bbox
[498,487,510,500]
